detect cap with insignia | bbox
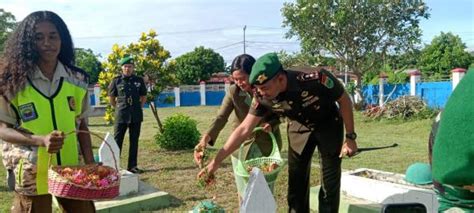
[250,52,282,85]
[119,55,134,66]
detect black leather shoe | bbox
[128,167,144,174]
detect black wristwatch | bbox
[345,132,357,140]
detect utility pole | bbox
[344,64,348,85]
[243,25,246,54]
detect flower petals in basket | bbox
[48,130,121,200]
[48,164,120,200]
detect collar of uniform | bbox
[237,86,252,97]
[121,74,135,79]
[30,61,69,82]
[275,70,300,101]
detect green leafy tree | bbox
[418,32,473,80]
[278,50,337,69]
[175,46,225,84]
[386,49,421,71]
[98,30,178,130]
[282,0,429,105]
[366,64,408,85]
[75,48,102,84]
[0,9,16,53]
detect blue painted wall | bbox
[363,81,452,108]
[155,92,175,108]
[417,82,452,108]
[206,91,225,106]
[89,93,96,106]
[90,82,453,109]
[363,83,410,105]
[180,92,201,106]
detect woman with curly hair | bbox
[0,11,95,212]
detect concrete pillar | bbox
[200,81,206,106]
[174,87,180,107]
[409,70,421,96]
[224,79,230,93]
[379,73,388,107]
[452,68,467,91]
[93,83,101,106]
[353,79,360,103]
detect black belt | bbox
[117,96,133,105]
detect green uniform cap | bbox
[405,162,432,185]
[119,55,134,66]
[250,52,282,85]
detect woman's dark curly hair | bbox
[0,11,75,97]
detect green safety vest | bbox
[10,77,86,195]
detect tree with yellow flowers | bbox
[98,30,177,132]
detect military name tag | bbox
[302,96,319,108]
[271,103,285,113]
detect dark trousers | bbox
[12,192,95,213]
[7,169,15,191]
[114,122,141,170]
[287,118,343,213]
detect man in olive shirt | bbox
[200,53,358,212]
[108,56,147,174]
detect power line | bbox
[246,40,299,45]
[73,25,293,40]
[246,25,285,30]
[74,27,235,40]
[214,41,243,50]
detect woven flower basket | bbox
[48,164,119,200]
[48,131,120,200]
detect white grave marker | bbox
[98,133,120,169]
[99,132,139,196]
[240,167,276,213]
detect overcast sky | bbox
[2,0,473,64]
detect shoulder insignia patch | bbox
[297,71,320,81]
[67,96,76,111]
[321,74,334,89]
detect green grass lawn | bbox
[0,106,434,212]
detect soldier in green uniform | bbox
[108,56,147,174]
[431,70,474,212]
[193,54,282,199]
[199,53,358,212]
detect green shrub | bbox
[155,113,200,150]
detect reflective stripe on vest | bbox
[10,77,86,195]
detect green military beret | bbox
[432,69,474,185]
[249,52,282,85]
[119,55,134,66]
